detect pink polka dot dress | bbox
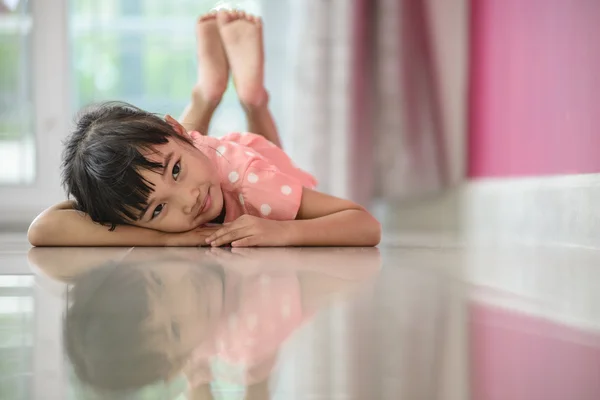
[189,131,318,222]
[185,271,310,390]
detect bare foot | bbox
[193,13,229,105]
[217,10,268,108]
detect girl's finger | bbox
[230,247,256,255]
[208,247,237,260]
[210,228,250,247]
[205,218,250,243]
[205,226,231,243]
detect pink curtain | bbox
[285,0,469,206]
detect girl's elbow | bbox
[28,213,54,246]
[364,217,382,246]
[371,223,382,246]
[27,223,44,246]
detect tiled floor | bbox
[1,233,599,400]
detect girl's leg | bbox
[179,13,229,135]
[217,10,283,148]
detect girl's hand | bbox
[205,215,292,247]
[162,225,221,247]
[205,247,270,273]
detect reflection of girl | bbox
[59,247,380,399]
[185,263,305,399]
[64,257,225,396]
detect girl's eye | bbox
[152,204,164,219]
[172,161,181,180]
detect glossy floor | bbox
[0,233,599,400]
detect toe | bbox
[217,10,231,24]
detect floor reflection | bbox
[10,242,599,399]
[28,247,382,399]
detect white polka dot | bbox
[281,185,292,195]
[260,204,271,216]
[241,132,249,136]
[216,145,226,156]
[247,173,259,183]
[245,151,254,157]
[238,193,245,205]
[228,171,239,183]
[246,314,258,330]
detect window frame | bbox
[0,0,289,230]
[0,0,70,228]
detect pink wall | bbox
[470,304,600,400]
[468,0,600,177]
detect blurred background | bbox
[0,0,471,229]
[0,0,599,232]
[2,1,600,399]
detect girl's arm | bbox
[205,188,381,247]
[287,188,381,246]
[28,247,131,281]
[28,201,218,247]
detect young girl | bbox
[27,10,381,247]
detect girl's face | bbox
[135,260,224,354]
[133,123,224,233]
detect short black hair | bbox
[64,261,177,392]
[63,257,225,393]
[61,101,193,229]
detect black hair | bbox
[61,101,193,229]
[63,257,226,393]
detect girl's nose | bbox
[182,187,201,214]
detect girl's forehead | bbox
[140,141,175,162]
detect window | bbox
[0,0,35,184]
[0,0,291,225]
[69,0,265,137]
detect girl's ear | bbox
[164,115,188,137]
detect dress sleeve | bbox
[238,159,304,221]
[222,132,318,189]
